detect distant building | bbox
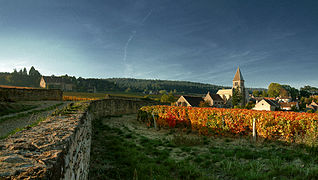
[176,95,204,107]
[277,97,292,103]
[306,101,318,111]
[280,102,299,111]
[253,99,280,111]
[40,76,74,91]
[175,67,249,108]
[216,67,249,106]
[204,92,224,107]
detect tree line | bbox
[0,67,226,94]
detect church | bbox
[175,67,249,107]
[217,67,249,106]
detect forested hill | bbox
[0,67,266,94]
[0,67,228,94]
[106,78,227,94]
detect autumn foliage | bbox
[139,105,318,142]
[63,96,97,101]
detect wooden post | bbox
[152,113,157,129]
[253,118,256,142]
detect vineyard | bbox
[138,105,318,144]
[63,95,98,101]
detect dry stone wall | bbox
[0,98,159,179]
[0,87,62,101]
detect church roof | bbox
[233,67,244,81]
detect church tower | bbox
[232,67,246,105]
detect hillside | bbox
[1,67,267,95]
[106,78,227,94]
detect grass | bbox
[52,102,87,116]
[0,102,86,140]
[63,91,162,101]
[0,103,64,124]
[89,115,318,180]
[0,102,37,116]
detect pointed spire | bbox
[233,67,244,81]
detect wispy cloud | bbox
[141,9,153,24]
[122,9,153,63]
[123,30,136,63]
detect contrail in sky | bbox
[123,31,136,63]
[141,9,153,24]
[123,10,153,63]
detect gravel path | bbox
[0,101,70,137]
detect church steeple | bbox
[232,67,246,105]
[233,67,244,81]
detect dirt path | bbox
[0,101,69,137]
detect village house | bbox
[216,67,249,106]
[279,102,299,111]
[253,98,281,111]
[175,95,204,107]
[175,92,224,107]
[40,76,74,91]
[204,92,224,107]
[175,67,249,108]
[306,101,318,111]
[277,96,292,103]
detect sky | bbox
[0,0,317,89]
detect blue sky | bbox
[0,0,317,88]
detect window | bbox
[235,82,238,86]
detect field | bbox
[0,102,37,116]
[89,114,318,179]
[63,91,162,101]
[0,101,67,139]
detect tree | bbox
[280,88,289,98]
[261,90,268,97]
[161,92,175,103]
[301,86,318,95]
[22,68,28,75]
[159,90,167,94]
[167,92,175,102]
[252,90,260,97]
[268,83,282,97]
[245,102,255,109]
[160,94,169,103]
[232,87,242,106]
[29,66,41,77]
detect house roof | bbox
[182,96,204,107]
[206,92,223,101]
[280,102,298,108]
[310,101,318,107]
[233,67,244,81]
[42,76,73,84]
[263,99,280,107]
